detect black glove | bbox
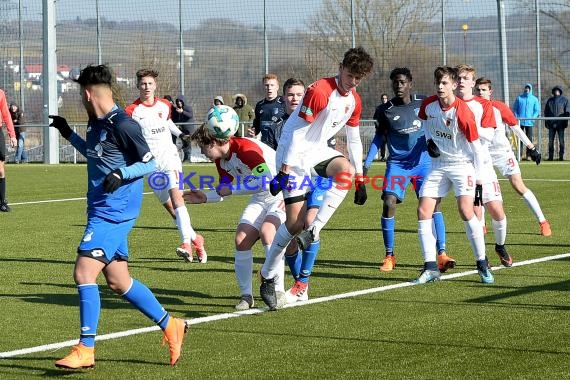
[354,182,367,205]
[180,133,192,142]
[362,164,369,177]
[103,169,123,193]
[270,171,290,196]
[474,184,483,206]
[528,147,541,165]
[49,115,73,139]
[427,139,440,158]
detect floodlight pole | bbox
[18,0,24,110]
[179,0,185,96]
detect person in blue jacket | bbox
[512,83,540,160]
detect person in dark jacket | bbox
[9,103,27,163]
[171,95,195,162]
[544,85,569,161]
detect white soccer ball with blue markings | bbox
[206,105,240,139]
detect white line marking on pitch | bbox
[2,252,570,359]
[9,192,155,206]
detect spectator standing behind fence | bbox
[232,93,254,137]
[0,89,17,212]
[171,95,195,163]
[9,103,27,164]
[544,85,569,161]
[512,83,540,160]
[213,95,224,106]
[249,73,286,138]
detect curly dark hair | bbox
[341,47,374,77]
[390,67,412,82]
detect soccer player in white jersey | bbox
[126,69,207,263]
[416,66,493,284]
[474,77,551,237]
[455,64,511,268]
[184,123,287,310]
[258,47,374,309]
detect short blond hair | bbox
[456,64,476,79]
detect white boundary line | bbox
[7,176,570,207]
[9,192,155,206]
[2,252,570,359]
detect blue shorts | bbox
[381,153,430,203]
[77,216,136,264]
[306,176,331,209]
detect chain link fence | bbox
[0,0,568,162]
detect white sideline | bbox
[9,192,155,206]
[6,177,570,206]
[2,252,570,359]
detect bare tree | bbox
[304,0,439,111]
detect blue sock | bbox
[122,278,169,330]
[298,241,320,284]
[424,261,438,271]
[433,211,447,254]
[381,217,395,255]
[78,284,100,348]
[285,251,302,279]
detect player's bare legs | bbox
[259,201,305,310]
[169,189,206,263]
[297,157,354,249]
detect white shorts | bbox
[419,162,476,198]
[152,169,180,204]
[491,149,521,177]
[155,150,183,173]
[276,146,342,199]
[239,193,286,230]
[481,179,503,204]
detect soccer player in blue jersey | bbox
[50,65,187,369]
[363,68,454,273]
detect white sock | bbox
[265,245,285,292]
[418,219,437,263]
[465,216,486,261]
[491,217,507,245]
[311,185,348,236]
[261,224,293,280]
[522,190,546,222]
[175,206,197,243]
[234,250,253,296]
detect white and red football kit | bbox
[214,137,284,229]
[489,100,534,177]
[463,96,501,203]
[276,76,363,198]
[126,98,184,202]
[211,137,285,299]
[418,95,479,198]
[126,98,182,172]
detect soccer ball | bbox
[206,105,239,139]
